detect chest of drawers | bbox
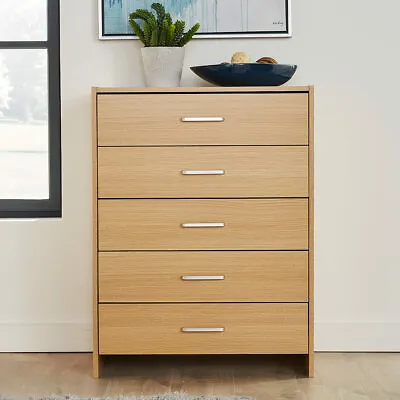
[92,86,314,378]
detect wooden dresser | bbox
[92,86,314,378]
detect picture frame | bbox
[99,0,292,40]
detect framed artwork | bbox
[99,0,292,40]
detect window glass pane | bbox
[0,49,49,200]
[0,0,47,41]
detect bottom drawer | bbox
[99,303,308,355]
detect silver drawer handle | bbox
[181,170,225,176]
[181,117,225,123]
[182,327,225,333]
[181,275,225,281]
[181,222,225,228]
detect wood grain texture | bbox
[92,88,101,378]
[95,86,312,94]
[98,199,309,251]
[97,93,309,146]
[98,251,308,303]
[308,86,315,377]
[99,303,309,355]
[92,86,314,378]
[98,146,309,199]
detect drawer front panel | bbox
[97,93,309,146]
[99,303,309,355]
[98,146,309,198]
[98,199,309,251]
[99,251,309,303]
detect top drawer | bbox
[97,93,309,146]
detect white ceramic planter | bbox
[141,47,185,87]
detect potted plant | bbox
[129,3,200,87]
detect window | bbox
[0,0,61,218]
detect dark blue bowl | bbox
[190,63,297,87]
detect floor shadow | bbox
[102,354,307,381]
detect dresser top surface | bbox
[94,86,312,94]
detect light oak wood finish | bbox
[308,86,315,378]
[98,251,309,303]
[99,303,308,355]
[97,93,309,146]
[91,88,101,378]
[98,146,309,199]
[1,353,400,399]
[96,86,312,93]
[98,199,309,251]
[92,86,314,378]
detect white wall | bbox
[1,0,400,352]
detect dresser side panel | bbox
[92,88,101,378]
[308,86,315,377]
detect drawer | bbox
[98,146,309,198]
[98,199,308,251]
[99,251,308,303]
[99,303,308,355]
[97,93,309,146]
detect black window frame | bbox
[0,0,61,218]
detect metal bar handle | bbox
[181,222,225,228]
[181,275,225,281]
[181,170,225,176]
[182,327,225,333]
[181,117,225,123]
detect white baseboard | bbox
[0,322,92,352]
[315,322,400,352]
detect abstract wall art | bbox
[99,0,291,39]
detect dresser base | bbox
[92,354,314,378]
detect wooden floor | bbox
[0,353,399,399]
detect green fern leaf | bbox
[142,21,152,47]
[128,3,200,47]
[173,20,185,46]
[166,23,176,46]
[178,22,200,46]
[151,27,159,46]
[128,19,146,45]
[129,9,153,21]
[151,3,166,29]
[159,18,170,46]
